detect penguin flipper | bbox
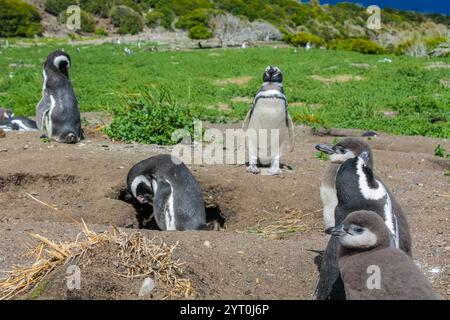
[36,95,51,131]
[152,178,172,230]
[316,236,346,300]
[286,111,295,152]
[242,106,254,130]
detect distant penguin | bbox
[327,210,437,300]
[242,66,294,175]
[127,154,217,231]
[35,51,83,144]
[316,150,412,300]
[0,108,38,131]
[315,138,373,230]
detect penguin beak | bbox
[325,224,347,237]
[136,195,148,204]
[315,144,335,155]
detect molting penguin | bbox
[36,51,82,144]
[315,138,373,230]
[242,66,294,175]
[0,108,38,131]
[328,210,437,300]
[127,154,216,231]
[316,150,412,300]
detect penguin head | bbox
[44,50,71,77]
[263,66,283,83]
[129,175,153,205]
[315,138,374,168]
[326,210,390,250]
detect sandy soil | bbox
[0,118,449,299]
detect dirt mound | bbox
[0,122,449,299]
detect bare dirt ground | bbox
[0,117,449,299]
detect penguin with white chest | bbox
[328,210,437,300]
[316,150,412,300]
[243,66,294,175]
[315,138,374,230]
[0,108,38,131]
[36,51,82,144]
[127,155,216,231]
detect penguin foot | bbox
[246,165,260,174]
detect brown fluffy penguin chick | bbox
[327,210,437,300]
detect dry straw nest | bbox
[243,208,323,240]
[0,195,195,300]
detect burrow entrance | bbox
[117,187,226,230]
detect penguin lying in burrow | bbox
[36,50,83,144]
[327,210,437,300]
[0,108,38,131]
[127,154,220,231]
[243,66,294,175]
[315,141,412,300]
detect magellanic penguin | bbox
[0,108,38,131]
[316,150,412,300]
[328,210,437,300]
[36,51,83,144]
[127,154,217,231]
[315,138,374,230]
[243,66,294,175]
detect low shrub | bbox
[44,0,76,16]
[289,32,325,47]
[175,9,210,30]
[59,9,96,33]
[0,0,43,37]
[94,27,108,36]
[145,9,173,29]
[109,5,143,35]
[328,38,386,54]
[105,87,199,145]
[188,24,213,40]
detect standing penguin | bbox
[315,138,373,230]
[316,150,412,300]
[243,66,294,175]
[127,154,216,231]
[36,50,83,144]
[328,210,437,300]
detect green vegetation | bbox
[0,44,449,140]
[434,144,449,158]
[109,5,143,35]
[44,0,76,16]
[105,87,198,144]
[188,25,213,40]
[328,38,386,55]
[315,151,329,161]
[289,32,325,48]
[94,27,108,36]
[0,0,43,37]
[27,278,48,299]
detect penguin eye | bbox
[334,146,344,154]
[354,227,364,234]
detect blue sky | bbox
[321,1,450,15]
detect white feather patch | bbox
[164,183,176,231]
[320,185,338,229]
[329,150,355,163]
[130,175,152,199]
[356,157,386,200]
[53,55,70,69]
[255,89,286,100]
[340,230,377,248]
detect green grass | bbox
[0,43,449,138]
